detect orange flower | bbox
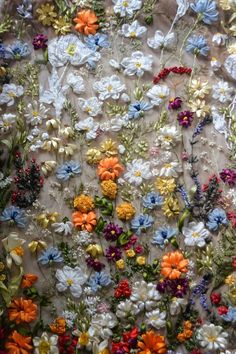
[73,9,99,35]
[72,211,97,232]
[8,298,37,324]
[5,330,32,354]
[161,251,189,280]
[97,157,124,181]
[50,317,66,334]
[21,274,38,289]
[138,330,167,354]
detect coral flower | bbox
[73,10,99,35]
[161,251,189,279]
[5,330,33,354]
[97,157,124,181]
[138,330,167,354]
[8,298,37,324]
[72,211,97,232]
[50,317,66,334]
[21,274,38,288]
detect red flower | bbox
[210,292,221,305]
[58,334,77,354]
[114,280,132,298]
[123,327,139,342]
[217,305,228,315]
[111,341,129,354]
[227,211,236,228]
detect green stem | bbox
[178,15,202,63]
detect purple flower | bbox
[168,278,189,297]
[105,246,122,261]
[32,34,48,50]
[103,223,123,241]
[177,110,194,128]
[220,168,236,186]
[168,97,182,110]
[86,257,105,272]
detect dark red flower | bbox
[58,334,77,354]
[220,168,236,186]
[227,211,236,228]
[115,279,132,298]
[32,34,48,50]
[123,327,139,348]
[168,97,182,110]
[177,110,194,128]
[217,305,228,315]
[210,292,221,304]
[111,341,129,354]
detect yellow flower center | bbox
[85,107,91,113]
[134,170,141,177]
[12,246,24,256]
[32,110,39,117]
[39,340,50,354]
[207,335,216,343]
[192,232,200,238]
[111,230,116,235]
[135,62,142,68]
[122,1,129,6]
[164,136,172,142]
[107,85,113,92]
[183,116,188,121]
[159,94,165,98]
[130,31,137,38]
[163,163,172,169]
[66,279,74,286]
[66,44,76,56]
[79,332,89,346]
[8,91,16,97]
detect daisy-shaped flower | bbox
[182,221,210,247]
[145,309,166,329]
[196,323,228,351]
[119,20,147,38]
[56,265,87,298]
[78,97,103,116]
[74,117,99,140]
[146,85,170,106]
[155,125,182,149]
[124,159,152,186]
[93,75,126,100]
[25,102,49,126]
[121,51,153,77]
[0,84,24,106]
[147,30,176,50]
[33,332,58,354]
[113,0,142,18]
[212,80,234,103]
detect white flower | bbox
[48,34,94,67]
[113,0,142,18]
[130,280,161,312]
[92,340,109,354]
[196,323,228,351]
[33,332,58,354]
[170,297,187,315]
[146,85,170,106]
[109,59,120,69]
[121,51,153,77]
[182,222,210,247]
[146,309,166,329]
[89,312,118,339]
[25,102,49,126]
[78,97,103,116]
[212,33,228,47]
[93,75,126,100]
[0,113,16,132]
[67,72,85,94]
[224,54,236,80]
[119,20,147,38]
[155,125,182,149]
[157,161,182,178]
[52,221,73,235]
[100,116,126,132]
[2,232,25,268]
[116,300,139,318]
[124,159,152,186]
[74,117,99,140]
[0,83,24,106]
[62,310,77,328]
[55,265,87,298]
[212,80,234,103]
[147,31,176,50]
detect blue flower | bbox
[221,307,236,322]
[152,225,177,248]
[88,271,112,292]
[56,161,81,181]
[128,101,153,120]
[0,206,27,228]
[186,35,209,56]
[0,43,7,59]
[190,0,218,25]
[17,0,33,19]
[131,214,154,235]
[4,41,31,60]
[143,192,163,209]
[84,33,110,51]
[206,208,229,231]
[38,247,63,265]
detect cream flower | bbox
[146,85,170,106]
[130,280,161,312]
[2,232,25,268]
[67,72,85,94]
[116,300,139,318]
[189,99,209,118]
[189,79,211,99]
[0,83,24,106]
[197,323,228,350]
[157,161,182,178]
[25,101,49,126]
[93,75,126,100]
[89,312,118,339]
[33,332,58,354]
[155,125,182,149]
[170,297,187,315]
[121,51,153,77]
[56,265,87,298]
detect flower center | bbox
[66,44,76,56]
[183,116,189,121]
[164,136,172,142]
[207,335,216,343]
[135,62,142,68]
[130,31,137,38]
[66,278,74,286]
[8,91,16,97]
[79,332,89,346]
[39,341,50,354]
[122,1,129,6]
[107,85,113,92]
[163,163,172,169]
[32,110,39,117]
[192,231,200,238]
[12,246,24,256]
[135,170,141,177]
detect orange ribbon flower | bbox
[97,157,124,181]
[161,251,189,279]
[73,9,99,35]
[21,274,38,289]
[72,211,97,232]
[138,330,167,354]
[5,330,33,354]
[8,298,37,324]
[50,317,66,334]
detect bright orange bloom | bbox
[138,330,167,354]
[8,298,37,324]
[97,157,124,181]
[5,330,33,354]
[50,317,66,334]
[161,251,189,280]
[73,10,99,35]
[72,211,97,232]
[21,274,38,288]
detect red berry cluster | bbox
[114,279,132,299]
[58,334,77,354]
[153,66,192,84]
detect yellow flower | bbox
[225,274,236,285]
[58,143,77,157]
[228,42,236,54]
[219,0,232,10]
[188,99,210,118]
[100,139,118,156]
[86,148,102,164]
[189,79,211,99]
[28,240,47,253]
[41,160,57,176]
[126,249,136,258]
[78,332,89,346]
[155,177,176,195]
[36,212,59,228]
[136,256,146,265]
[101,179,118,199]
[116,259,125,270]
[74,194,94,213]
[162,196,180,218]
[36,3,57,26]
[53,16,72,35]
[116,203,136,221]
[86,244,103,257]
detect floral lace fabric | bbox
[0,0,236,353]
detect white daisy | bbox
[113,0,142,18]
[155,125,182,149]
[56,265,87,298]
[157,161,182,178]
[145,309,166,329]
[130,280,161,312]
[146,85,170,106]
[212,80,234,103]
[124,159,152,186]
[121,51,153,77]
[196,323,228,351]
[74,117,99,140]
[116,300,139,318]
[147,31,176,50]
[93,75,126,100]
[0,83,24,106]
[25,101,49,126]
[182,221,210,247]
[78,97,103,116]
[33,332,58,354]
[119,20,147,38]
